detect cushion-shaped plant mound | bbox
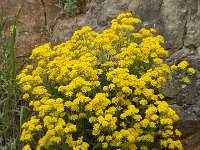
[18,13,195,150]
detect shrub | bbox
[18,13,195,150]
[54,0,86,17]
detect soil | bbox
[1,0,60,56]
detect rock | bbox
[159,0,187,49]
[170,104,198,121]
[53,0,188,50]
[184,13,200,47]
[175,120,200,149]
[53,0,134,41]
[163,46,200,120]
[186,0,198,15]
[53,9,89,42]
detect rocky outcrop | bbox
[53,0,188,49]
[53,0,200,121]
[52,0,200,148]
[185,14,200,47]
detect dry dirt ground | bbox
[1,0,60,56]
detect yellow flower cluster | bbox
[18,13,195,150]
[10,25,16,34]
[169,61,195,84]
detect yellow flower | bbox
[153,58,163,64]
[170,64,177,70]
[160,118,173,125]
[187,67,195,75]
[119,122,126,128]
[23,84,32,91]
[103,86,109,91]
[127,135,135,142]
[149,122,156,128]
[140,119,149,128]
[18,12,189,149]
[177,61,189,69]
[102,142,108,148]
[181,77,190,83]
[10,25,16,34]
[141,145,148,150]
[175,129,182,137]
[151,114,159,121]
[139,99,147,105]
[23,93,29,100]
[22,144,32,150]
[109,84,115,90]
[32,86,48,96]
[150,28,156,33]
[98,136,104,142]
[106,135,112,142]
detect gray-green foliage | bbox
[54,0,86,17]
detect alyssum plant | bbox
[18,13,195,150]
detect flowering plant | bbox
[17,13,195,150]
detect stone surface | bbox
[53,0,188,49]
[160,0,187,49]
[185,13,200,47]
[164,45,200,120]
[176,120,200,149]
